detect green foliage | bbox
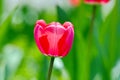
[0,0,120,80]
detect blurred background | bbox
[0,0,120,80]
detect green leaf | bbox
[56,6,70,23]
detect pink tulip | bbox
[34,20,74,57]
[84,0,109,4]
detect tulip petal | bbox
[45,23,66,56]
[36,20,47,29]
[39,35,49,55]
[34,22,49,55]
[58,26,74,57]
[63,22,74,29]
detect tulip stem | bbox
[88,5,96,51]
[47,57,55,80]
[87,5,97,80]
[89,5,96,38]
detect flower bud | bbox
[34,20,74,57]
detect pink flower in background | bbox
[84,0,109,4]
[34,20,74,57]
[70,0,80,6]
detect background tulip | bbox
[69,0,80,6]
[84,0,109,4]
[34,20,74,57]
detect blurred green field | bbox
[0,0,120,80]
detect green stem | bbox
[47,57,55,80]
[87,5,97,80]
[88,5,97,52]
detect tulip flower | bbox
[69,0,80,6]
[34,20,74,57]
[84,0,109,4]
